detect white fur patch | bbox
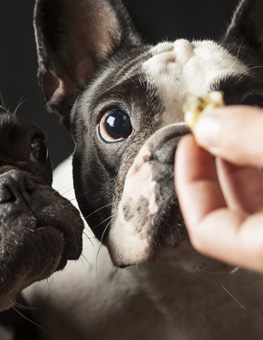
[109,144,157,265]
[143,39,248,126]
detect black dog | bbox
[0,97,84,338]
[27,0,263,339]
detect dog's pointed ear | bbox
[34,0,141,125]
[224,0,263,53]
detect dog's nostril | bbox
[24,176,36,193]
[0,185,13,203]
[154,137,180,164]
[0,174,37,204]
[118,264,130,269]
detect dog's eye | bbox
[29,137,49,163]
[99,109,133,142]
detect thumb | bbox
[193,106,263,167]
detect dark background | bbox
[0,0,239,167]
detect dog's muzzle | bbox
[0,168,84,311]
[108,123,190,267]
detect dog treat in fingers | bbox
[184,91,224,131]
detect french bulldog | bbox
[26,0,263,339]
[0,97,84,338]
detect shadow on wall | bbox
[0,0,239,168]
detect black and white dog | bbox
[0,97,84,338]
[26,0,263,339]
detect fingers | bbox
[216,158,263,215]
[191,208,263,273]
[175,135,226,230]
[176,106,263,272]
[175,135,263,272]
[193,106,263,167]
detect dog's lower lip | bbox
[35,224,67,270]
[37,225,61,231]
[36,224,65,241]
[36,223,64,234]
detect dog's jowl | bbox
[27,0,263,339]
[0,101,84,313]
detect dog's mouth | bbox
[108,204,188,268]
[0,182,84,311]
[34,212,83,270]
[0,218,64,311]
[35,222,68,270]
[0,216,79,311]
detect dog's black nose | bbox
[150,124,190,162]
[0,184,12,203]
[0,170,36,203]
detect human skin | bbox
[175,106,263,273]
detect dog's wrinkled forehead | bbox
[71,45,160,130]
[0,114,35,153]
[76,39,248,129]
[143,39,248,125]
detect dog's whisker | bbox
[80,253,92,268]
[216,279,248,311]
[99,219,113,244]
[94,220,112,289]
[187,258,213,282]
[228,42,243,73]
[165,271,185,304]
[63,200,79,209]
[84,203,114,220]
[12,304,48,334]
[88,236,99,240]
[57,186,75,198]
[73,189,96,203]
[12,300,40,311]
[13,97,26,116]
[246,65,263,72]
[40,278,52,300]
[221,283,248,311]
[206,270,236,275]
[82,230,93,245]
[91,213,117,231]
[64,196,78,204]
[84,224,93,233]
[96,216,115,262]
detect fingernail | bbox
[194,112,221,151]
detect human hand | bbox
[175,106,263,272]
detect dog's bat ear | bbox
[223,0,263,54]
[33,0,141,127]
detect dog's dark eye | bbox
[99,108,133,142]
[29,137,49,163]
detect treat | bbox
[184,91,224,131]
